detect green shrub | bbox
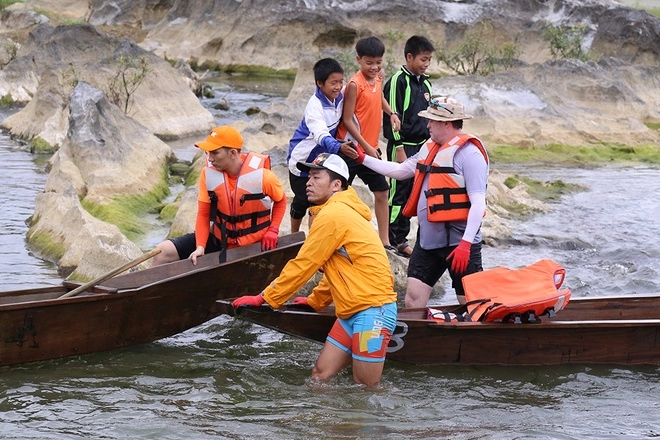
[104,55,152,115]
[437,23,519,76]
[544,23,593,61]
[383,30,405,79]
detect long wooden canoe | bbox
[0,232,305,367]
[216,294,660,366]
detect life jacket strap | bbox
[219,209,271,224]
[222,216,270,238]
[208,192,227,263]
[463,298,492,322]
[425,187,471,213]
[415,163,456,174]
[240,192,267,206]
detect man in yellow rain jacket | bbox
[232,153,397,387]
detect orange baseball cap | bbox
[195,125,244,151]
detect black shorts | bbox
[169,232,220,260]
[340,152,389,192]
[407,240,483,296]
[289,172,311,219]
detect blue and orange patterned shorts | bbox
[327,302,397,363]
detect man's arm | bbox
[262,214,343,308]
[263,169,287,230]
[362,154,416,180]
[460,146,489,243]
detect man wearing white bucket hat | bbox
[355,96,489,307]
[232,153,397,386]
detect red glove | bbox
[447,240,472,273]
[355,144,366,164]
[261,226,279,251]
[292,296,309,306]
[232,294,265,309]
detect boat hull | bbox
[218,294,660,366]
[0,232,305,367]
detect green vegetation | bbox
[0,92,14,107]
[544,23,596,61]
[105,55,152,115]
[437,22,519,76]
[383,30,405,79]
[632,1,660,17]
[59,63,80,91]
[333,49,357,75]
[29,137,58,154]
[489,143,660,165]
[192,58,296,79]
[26,228,67,262]
[81,176,169,241]
[0,0,22,10]
[503,176,520,189]
[504,174,586,203]
[158,202,179,223]
[184,153,205,187]
[645,122,660,130]
[60,18,86,25]
[1,39,19,68]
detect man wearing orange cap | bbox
[153,125,287,265]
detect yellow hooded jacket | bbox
[262,186,396,319]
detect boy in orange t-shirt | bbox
[337,36,400,250]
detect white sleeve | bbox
[459,144,489,243]
[463,192,486,243]
[363,154,416,180]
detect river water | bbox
[1,79,659,439]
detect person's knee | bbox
[152,240,178,266]
[311,363,334,381]
[352,361,385,387]
[405,278,432,308]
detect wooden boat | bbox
[0,232,305,367]
[216,294,660,366]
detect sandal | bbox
[396,243,413,258]
[384,244,397,253]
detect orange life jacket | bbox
[402,134,488,221]
[462,259,572,323]
[206,152,272,249]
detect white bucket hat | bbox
[419,96,473,122]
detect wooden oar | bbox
[59,248,161,299]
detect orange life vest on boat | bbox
[402,134,488,221]
[206,152,272,248]
[462,259,572,323]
